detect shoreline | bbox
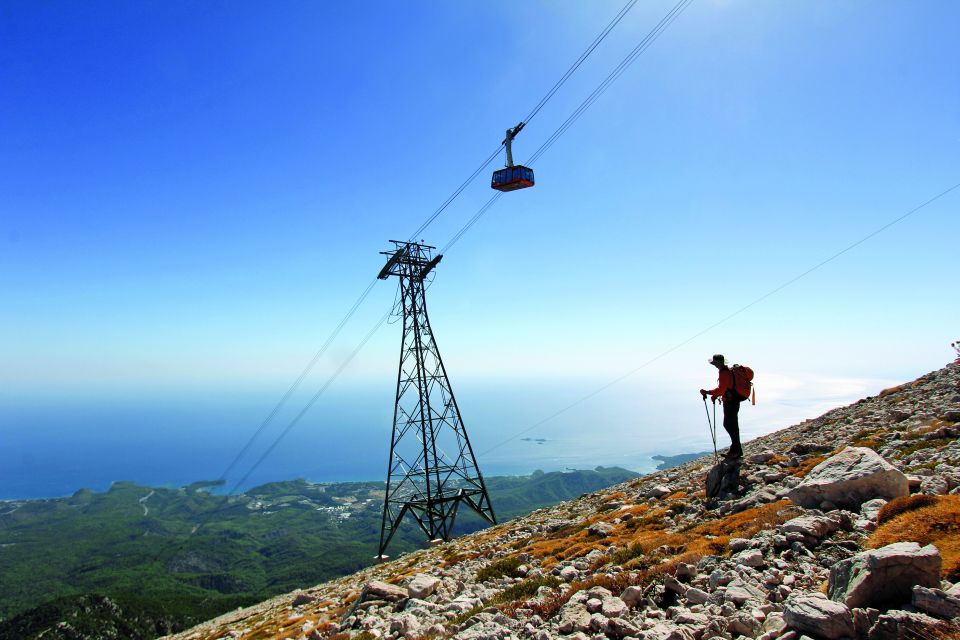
[0,460,660,503]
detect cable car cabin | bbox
[491,165,535,192]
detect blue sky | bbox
[1,1,958,491]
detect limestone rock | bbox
[760,611,787,636]
[912,584,960,619]
[860,498,887,521]
[291,591,317,606]
[780,514,840,540]
[673,611,709,626]
[921,475,950,495]
[364,580,408,602]
[685,587,709,605]
[787,447,909,509]
[389,613,421,635]
[724,581,755,605]
[828,542,941,608]
[408,574,442,599]
[729,537,752,552]
[748,450,777,464]
[734,549,765,568]
[621,585,644,608]
[600,596,627,618]
[558,602,591,634]
[783,594,855,640]
[643,622,694,640]
[559,565,579,582]
[727,611,761,636]
[606,617,640,638]
[646,485,672,499]
[587,521,614,537]
[867,609,951,640]
[455,620,514,640]
[851,607,880,638]
[588,611,607,631]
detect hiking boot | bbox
[725,447,743,460]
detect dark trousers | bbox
[722,391,743,455]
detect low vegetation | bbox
[475,555,525,582]
[869,495,960,580]
[491,576,562,605]
[876,494,940,525]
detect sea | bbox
[0,376,842,501]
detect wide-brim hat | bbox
[708,354,727,367]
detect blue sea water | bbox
[0,384,676,500]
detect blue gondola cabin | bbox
[491,165,535,192]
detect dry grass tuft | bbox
[526,572,636,620]
[876,494,940,525]
[933,624,960,640]
[790,456,827,477]
[878,383,909,398]
[869,495,960,580]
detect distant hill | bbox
[651,451,713,470]
[0,466,637,638]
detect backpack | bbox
[730,364,755,405]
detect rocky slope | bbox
[163,361,960,640]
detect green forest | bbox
[0,467,636,638]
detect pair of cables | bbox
[175,0,654,536]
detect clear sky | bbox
[1,1,958,493]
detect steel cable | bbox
[478,179,960,456]
[441,0,694,253]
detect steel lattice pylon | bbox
[375,240,496,559]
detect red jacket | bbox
[708,368,734,399]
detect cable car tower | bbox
[375,241,496,559]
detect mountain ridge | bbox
[161,359,960,640]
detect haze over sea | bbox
[1,371,902,501]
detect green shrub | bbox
[492,576,561,604]
[475,555,524,582]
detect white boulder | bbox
[828,542,942,608]
[787,447,909,509]
[783,594,855,640]
[407,574,442,599]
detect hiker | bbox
[700,354,744,460]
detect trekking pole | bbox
[703,396,718,462]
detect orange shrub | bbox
[868,495,960,580]
[790,456,827,477]
[876,494,939,525]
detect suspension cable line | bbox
[223,309,392,497]
[213,278,379,483]
[522,0,641,126]
[155,0,682,554]
[154,309,392,563]
[212,0,654,492]
[441,0,694,253]
[410,0,644,240]
[407,144,505,242]
[527,0,693,166]
[478,179,960,457]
